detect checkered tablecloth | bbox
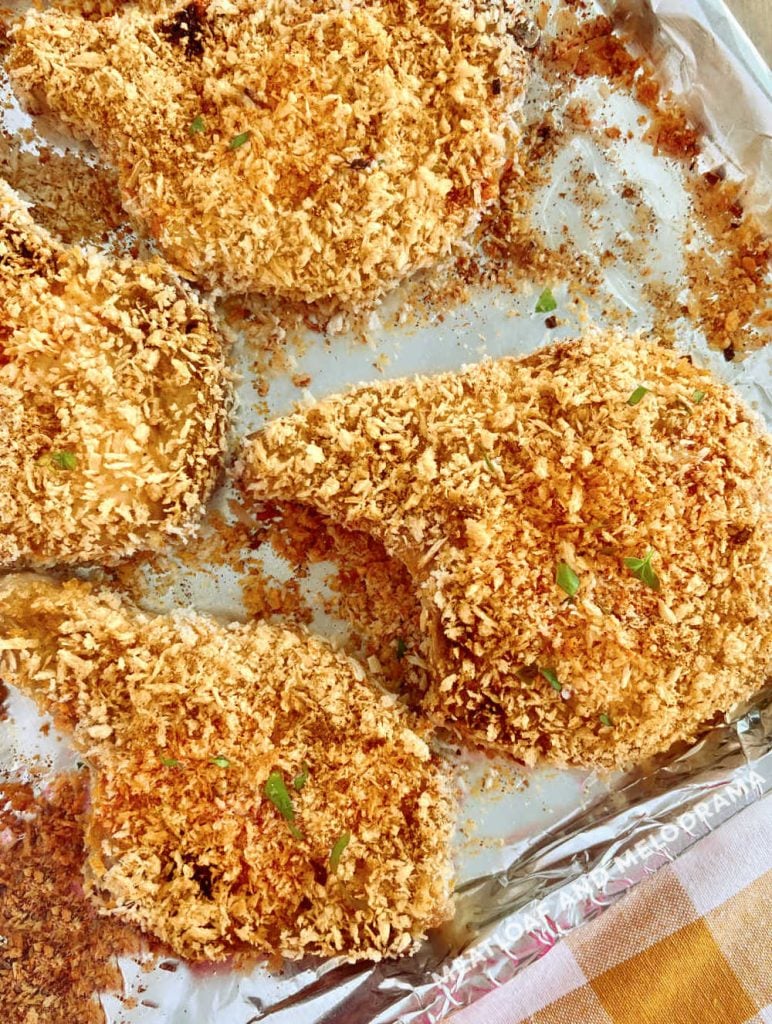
[449,795,772,1024]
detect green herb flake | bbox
[50,451,78,471]
[229,131,251,150]
[188,114,205,136]
[395,638,408,661]
[264,769,303,839]
[293,763,310,791]
[161,756,181,768]
[623,549,661,591]
[539,667,562,692]
[329,831,351,872]
[210,755,230,768]
[599,713,613,728]
[627,386,649,407]
[482,453,496,474]
[692,389,706,405]
[555,561,580,598]
[76,761,86,770]
[535,287,557,314]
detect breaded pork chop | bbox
[8,0,529,303]
[240,331,772,769]
[0,574,455,962]
[0,181,232,568]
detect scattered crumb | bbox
[0,773,143,1024]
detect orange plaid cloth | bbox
[449,796,772,1024]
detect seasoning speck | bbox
[556,561,580,598]
[539,667,562,692]
[627,386,649,406]
[534,287,557,313]
[329,831,351,872]
[228,131,251,150]
[50,451,78,470]
[623,549,661,591]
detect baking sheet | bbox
[0,0,770,1022]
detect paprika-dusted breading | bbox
[0,574,455,963]
[240,330,772,768]
[0,182,232,568]
[8,0,529,303]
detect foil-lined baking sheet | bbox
[0,0,770,1021]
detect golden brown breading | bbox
[0,574,455,962]
[240,330,772,769]
[8,0,529,303]
[0,181,232,568]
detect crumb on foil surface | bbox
[0,773,143,1024]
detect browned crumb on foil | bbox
[240,329,772,770]
[547,14,699,159]
[416,12,767,355]
[105,503,315,628]
[0,574,455,963]
[0,773,142,1024]
[546,12,769,356]
[0,132,127,247]
[8,0,529,303]
[683,174,771,356]
[0,180,233,569]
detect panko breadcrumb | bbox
[0,574,455,962]
[240,330,772,769]
[0,180,232,568]
[8,0,529,302]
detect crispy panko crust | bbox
[240,330,772,769]
[0,574,455,962]
[0,181,232,568]
[8,0,529,302]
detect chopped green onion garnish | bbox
[535,287,557,314]
[539,667,562,692]
[161,757,180,768]
[264,769,303,839]
[229,131,251,150]
[627,386,649,406]
[599,713,613,727]
[482,453,496,474]
[188,114,205,135]
[50,451,78,470]
[210,755,229,768]
[396,638,408,661]
[556,562,580,598]
[692,389,706,404]
[329,831,351,872]
[623,549,661,591]
[293,763,310,791]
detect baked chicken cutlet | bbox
[240,331,772,769]
[0,182,232,568]
[0,575,455,962]
[8,0,529,303]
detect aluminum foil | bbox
[0,1,770,1022]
